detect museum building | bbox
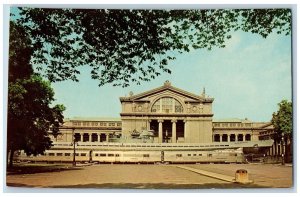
[54,81,276,152]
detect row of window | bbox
[72,121,121,127]
[213,134,251,142]
[213,123,252,127]
[47,152,238,157]
[74,133,108,142]
[74,144,231,148]
[48,153,87,156]
[176,153,237,157]
[94,153,150,157]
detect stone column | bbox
[243,134,246,141]
[158,119,164,143]
[106,133,109,142]
[80,133,83,142]
[184,119,187,143]
[227,134,230,142]
[89,133,92,142]
[235,134,238,142]
[171,119,177,143]
[147,119,152,130]
[220,134,223,142]
[97,133,100,142]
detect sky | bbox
[50,30,292,122]
[9,7,292,122]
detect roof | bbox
[213,118,252,123]
[65,117,121,122]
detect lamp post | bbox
[281,133,285,165]
[72,128,76,167]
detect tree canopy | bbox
[7,21,65,167]
[271,100,292,141]
[15,8,291,87]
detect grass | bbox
[6,163,82,175]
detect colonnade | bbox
[157,119,185,143]
[75,132,110,142]
[213,133,252,142]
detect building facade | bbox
[119,80,213,143]
[52,81,273,146]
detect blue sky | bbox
[50,30,291,122]
[9,7,292,122]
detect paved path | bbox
[183,164,293,188]
[176,165,236,182]
[6,164,293,189]
[7,164,228,189]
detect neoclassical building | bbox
[120,80,213,143]
[54,81,272,146]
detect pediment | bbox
[120,81,214,103]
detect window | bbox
[100,154,106,157]
[73,121,81,126]
[82,122,89,126]
[65,153,71,156]
[49,153,55,156]
[208,154,212,157]
[245,134,251,141]
[188,154,191,156]
[193,154,197,156]
[151,97,183,113]
[143,154,149,157]
[57,153,63,156]
[214,123,220,127]
[91,122,98,126]
[116,154,120,157]
[199,154,202,156]
[74,133,81,142]
[80,153,86,156]
[176,154,182,157]
[108,154,114,157]
[95,153,99,156]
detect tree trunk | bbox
[8,148,15,168]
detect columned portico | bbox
[119,81,214,143]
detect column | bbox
[184,119,187,143]
[158,119,163,143]
[147,120,152,130]
[89,133,92,142]
[97,133,100,142]
[220,134,223,142]
[80,133,83,142]
[171,119,177,143]
[235,134,238,142]
[106,133,109,142]
[243,134,246,141]
[227,134,230,142]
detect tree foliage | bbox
[7,21,65,167]
[271,100,292,141]
[15,8,291,87]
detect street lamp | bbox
[71,128,77,167]
[281,133,285,165]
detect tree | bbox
[7,21,65,168]
[15,8,291,87]
[271,100,292,140]
[271,100,292,162]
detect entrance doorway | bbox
[162,120,172,143]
